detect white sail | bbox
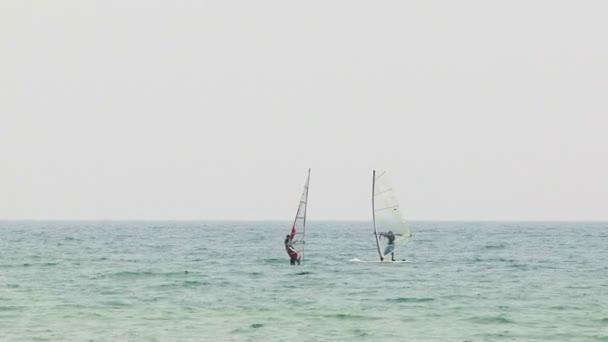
[372,170,411,260]
[287,168,310,262]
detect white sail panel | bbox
[373,170,411,259]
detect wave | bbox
[351,328,369,337]
[468,315,514,324]
[484,243,507,249]
[102,301,131,307]
[181,280,206,287]
[0,306,24,311]
[323,313,380,321]
[260,258,285,264]
[388,297,435,303]
[93,270,193,279]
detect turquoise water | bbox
[1,221,606,341]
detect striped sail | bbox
[287,168,310,262]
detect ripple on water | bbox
[323,313,380,321]
[94,271,192,279]
[387,297,435,303]
[468,315,515,324]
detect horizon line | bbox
[1,218,606,223]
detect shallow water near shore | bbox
[1,220,606,341]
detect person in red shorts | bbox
[284,234,300,265]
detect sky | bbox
[1,1,607,220]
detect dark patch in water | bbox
[0,306,24,311]
[324,313,380,321]
[263,258,285,264]
[44,262,58,266]
[485,244,506,249]
[468,316,514,324]
[182,280,205,287]
[102,271,190,279]
[250,323,264,328]
[352,328,369,337]
[102,301,130,307]
[388,297,435,303]
[294,271,312,275]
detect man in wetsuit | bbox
[284,234,300,265]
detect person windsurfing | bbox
[377,230,402,261]
[284,233,300,265]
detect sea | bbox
[0,220,606,341]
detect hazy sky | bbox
[1,1,606,220]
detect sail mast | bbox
[301,168,310,264]
[372,170,383,259]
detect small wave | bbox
[484,244,506,249]
[468,315,514,324]
[550,305,580,311]
[0,306,24,311]
[294,271,312,276]
[565,285,592,289]
[323,313,380,321]
[600,318,608,324]
[102,301,130,307]
[158,280,207,289]
[250,323,264,328]
[388,297,435,303]
[182,280,206,287]
[261,258,285,264]
[352,328,369,337]
[95,271,191,279]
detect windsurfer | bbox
[285,235,300,265]
[377,230,402,261]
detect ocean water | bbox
[0,220,606,341]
